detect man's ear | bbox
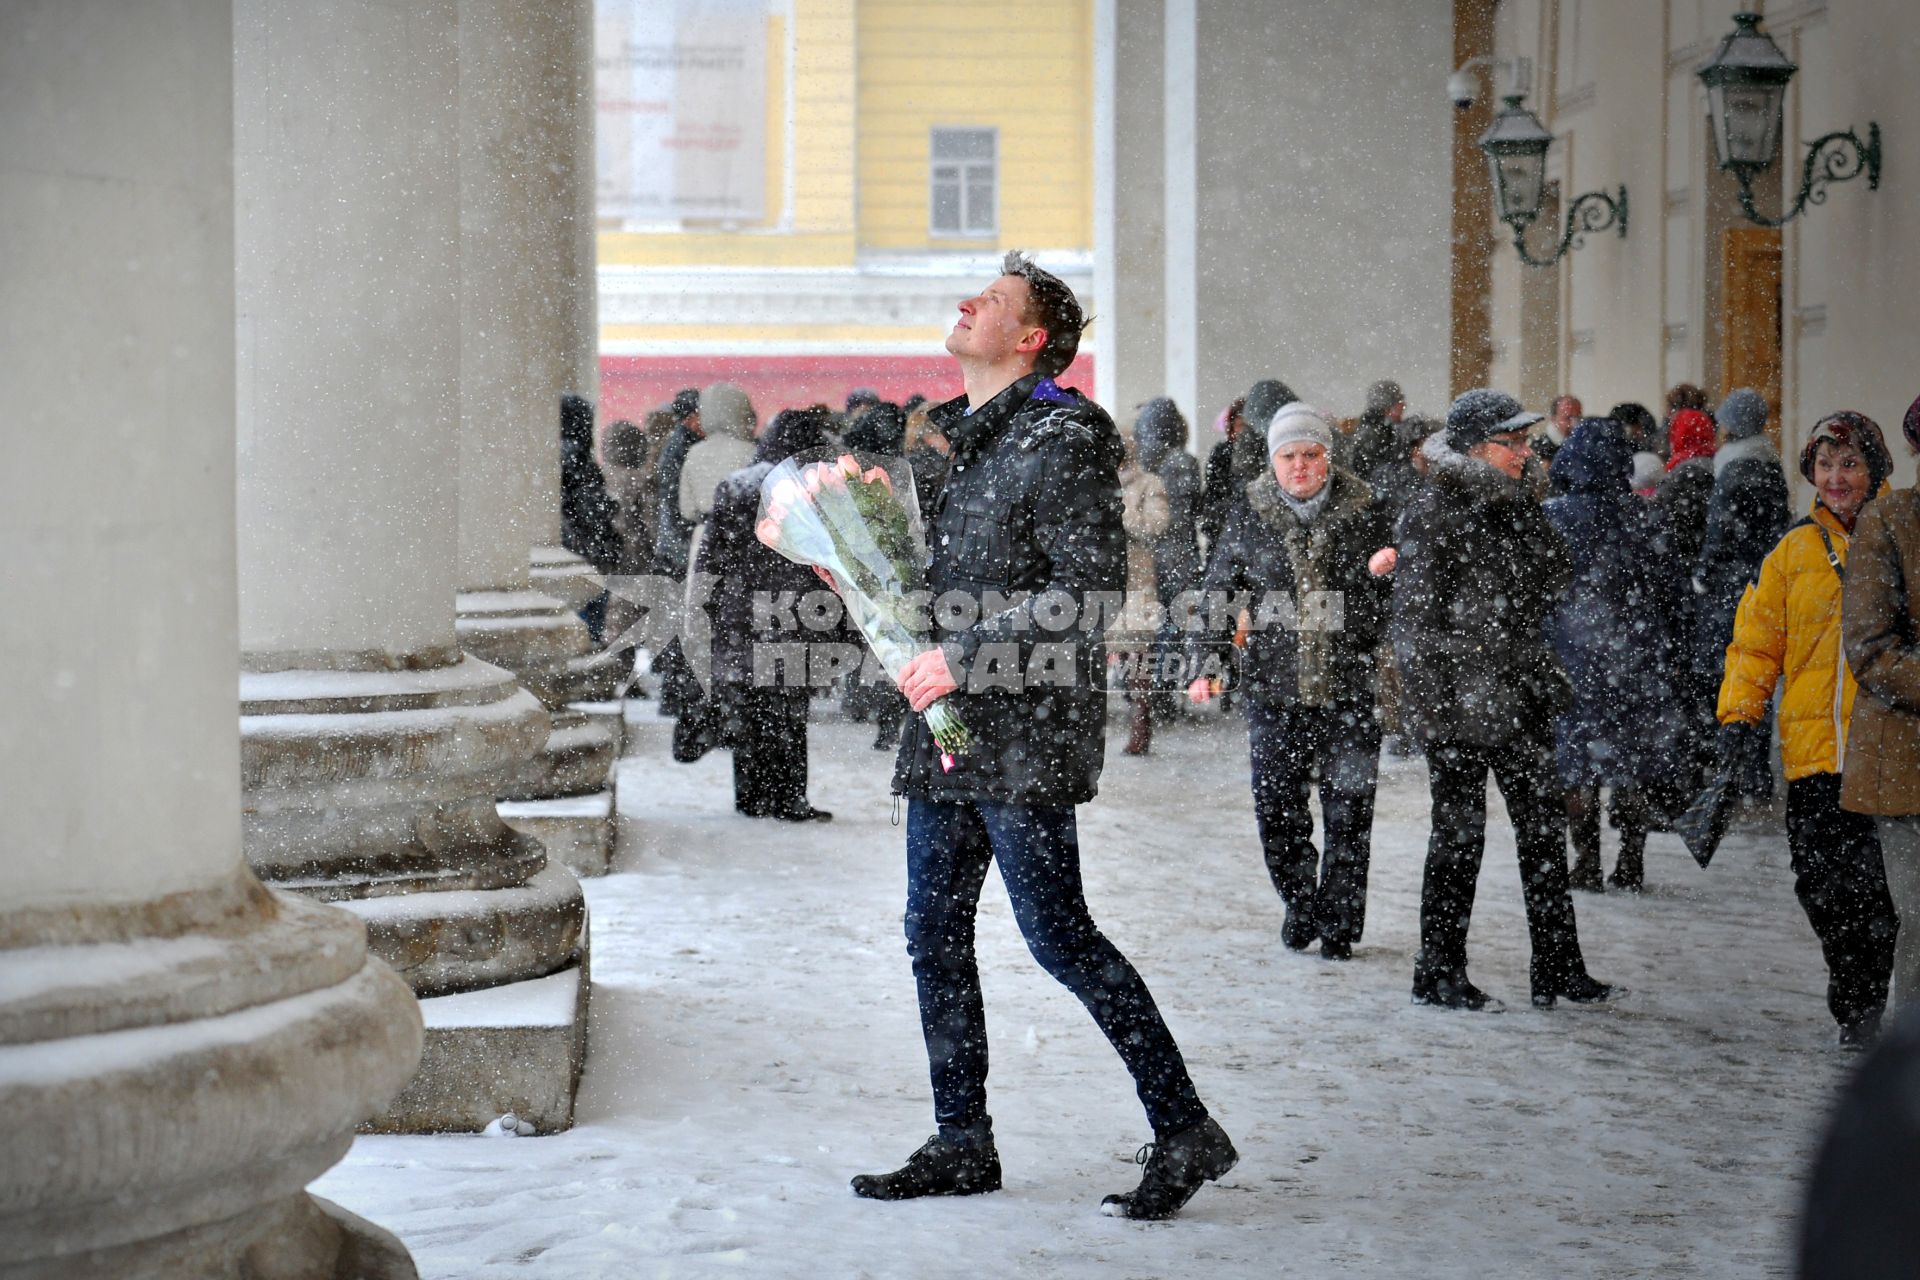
[1016,326,1047,357]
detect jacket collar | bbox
[1421,431,1525,503]
[1713,432,1776,476]
[929,372,1046,461]
[1246,465,1372,531]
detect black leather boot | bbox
[1100,1116,1238,1220]
[850,1128,1001,1200]
[1412,963,1496,1011]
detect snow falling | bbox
[316,703,1848,1278]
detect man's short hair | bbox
[1001,250,1087,379]
[1550,393,1581,417]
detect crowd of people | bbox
[547,252,1920,1230]
[561,358,1920,1046]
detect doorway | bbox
[1719,226,1783,449]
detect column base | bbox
[455,588,594,707]
[2,1192,418,1280]
[341,862,586,998]
[363,954,590,1135]
[568,698,629,757]
[0,879,422,1275]
[529,544,603,612]
[504,708,618,801]
[499,789,614,878]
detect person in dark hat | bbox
[649,387,707,715]
[1340,379,1406,484]
[1693,387,1791,797]
[1391,388,1613,1010]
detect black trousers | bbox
[1785,773,1898,1031]
[727,687,809,816]
[1247,700,1381,945]
[1419,737,1589,989]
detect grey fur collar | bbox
[1246,466,1372,530]
[1421,431,1525,502]
[1713,432,1776,476]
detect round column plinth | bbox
[455,589,594,708]
[241,653,587,997]
[0,876,422,1275]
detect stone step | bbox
[499,789,615,878]
[362,956,589,1135]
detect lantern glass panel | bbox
[1710,81,1784,168]
[1489,151,1545,226]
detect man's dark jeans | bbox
[1246,698,1381,946]
[904,798,1206,1138]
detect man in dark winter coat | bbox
[692,407,839,821]
[1200,397,1245,555]
[1391,388,1613,1011]
[560,394,620,573]
[1186,402,1392,959]
[1340,379,1406,484]
[1693,387,1790,794]
[857,251,1236,1221]
[1365,412,1436,535]
[558,394,620,642]
[1543,418,1687,892]
[646,389,707,715]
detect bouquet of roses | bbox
[755,449,973,769]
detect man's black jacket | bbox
[892,372,1125,806]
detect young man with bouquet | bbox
[850,252,1236,1220]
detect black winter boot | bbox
[1100,1116,1238,1220]
[1530,968,1614,1008]
[850,1129,1001,1201]
[1412,964,1497,1011]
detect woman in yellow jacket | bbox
[1718,411,1899,1049]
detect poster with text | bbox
[597,0,767,224]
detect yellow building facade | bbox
[596,0,1095,421]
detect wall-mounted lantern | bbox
[1477,94,1628,268]
[1696,12,1880,227]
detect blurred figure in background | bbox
[560,393,620,641]
[1341,379,1406,484]
[903,405,951,528]
[1201,396,1247,555]
[1543,418,1685,893]
[1658,407,1720,786]
[694,405,841,822]
[1695,388,1791,799]
[840,400,912,747]
[598,415,657,688]
[649,388,705,715]
[1115,429,1171,755]
[1132,398,1203,709]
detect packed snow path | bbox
[317,702,1852,1278]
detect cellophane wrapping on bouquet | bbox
[755,449,972,768]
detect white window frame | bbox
[929,126,998,238]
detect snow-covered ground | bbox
[315,700,1853,1278]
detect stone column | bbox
[235,0,590,1132]
[1106,2,1456,421]
[0,3,421,1273]
[458,0,621,874]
